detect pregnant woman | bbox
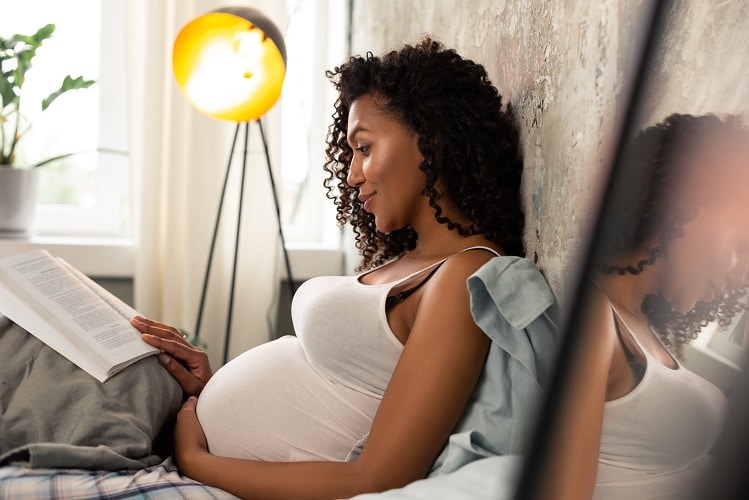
[134,38,555,499]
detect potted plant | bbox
[1,23,95,236]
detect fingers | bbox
[181,395,198,412]
[132,316,186,344]
[155,352,205,397]
[132,316,211,397]
[174,396,209,470]
[141,332,206,371]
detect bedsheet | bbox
[0,456,519,500]
[0,457,239,499]
[354,455,521,499]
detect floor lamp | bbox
[173,7,294,363]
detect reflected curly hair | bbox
[600,113,749,357]
[323,38,524,270]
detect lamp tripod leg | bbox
[257,118,296,297]
[200,120,293,364]
[194,123,241,345]
[223,122,250,364]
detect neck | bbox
[594,261,660,319]
[409,214,490,260]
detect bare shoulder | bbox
[409,247,500,308]
[415,247,499,314]
[437,247,500,280]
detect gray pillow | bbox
[0,315,183,470]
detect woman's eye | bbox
[356,145,370,155]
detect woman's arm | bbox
[531,287,617,499]
[174,252,494,499]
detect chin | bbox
[662,280,719,314]
[673,294,716,314]
[663,292,700,314]
[374,220,407,235]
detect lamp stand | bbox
[193,119,295,364]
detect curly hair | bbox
[600,113,749,357]
[641,288,748,359]
[323,38,525,270]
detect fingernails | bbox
[158,353,171,365]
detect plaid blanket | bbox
[0,458,239,499]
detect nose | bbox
[347,155,364,188]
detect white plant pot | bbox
[0,167,40,237]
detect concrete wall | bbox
[349,1,749,307]
[640,2,749,122]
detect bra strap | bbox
[385,247,498,310]
[386,262,444,309]
[611,309,644,368]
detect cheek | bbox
[665,227,738,300]
[667,228,711,270]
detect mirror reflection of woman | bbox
[540,113,749,499]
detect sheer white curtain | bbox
[124,0,286,368]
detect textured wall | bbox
[349,0,749,306]
[640,2,749,122]
[350,0,649,303]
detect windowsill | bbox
[284,241,346,280]
[0,235,135,278]
[0,236,344,280]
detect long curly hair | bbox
[323,38,525,270]
[600,113,749,357]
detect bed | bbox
[1,256,557,499]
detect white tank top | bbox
[594,310,728,499]
[197,247,496,462]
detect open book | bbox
[0,249,159,382]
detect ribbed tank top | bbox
[594,309,728,499]
[196,247,497,462]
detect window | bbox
[683,315,747,393]
[279,0,348,246]
[1,0,130,238]
[5,0,347,247]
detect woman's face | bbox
[345,94,427,233]
[655,138,749,312]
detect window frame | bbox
[17,0,131,239]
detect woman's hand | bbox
[131,316,212,397]
[173,396,209,476]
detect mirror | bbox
[518,1,749,498]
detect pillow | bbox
[0,315,183,470]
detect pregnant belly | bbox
[196,336,380,461]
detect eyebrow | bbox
[347,125,371,144]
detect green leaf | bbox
[9,24,55,48]
[0,77,17,108]
[41,75,96,110]
[31,24,56,44]
[4,25,56,79]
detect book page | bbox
[59,258,139,320]
[0,281,95,376]
[0,250,157,381]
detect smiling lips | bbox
[359,192,375,212]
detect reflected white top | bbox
[594,311,728,499]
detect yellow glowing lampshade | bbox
[173,7,287,122]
